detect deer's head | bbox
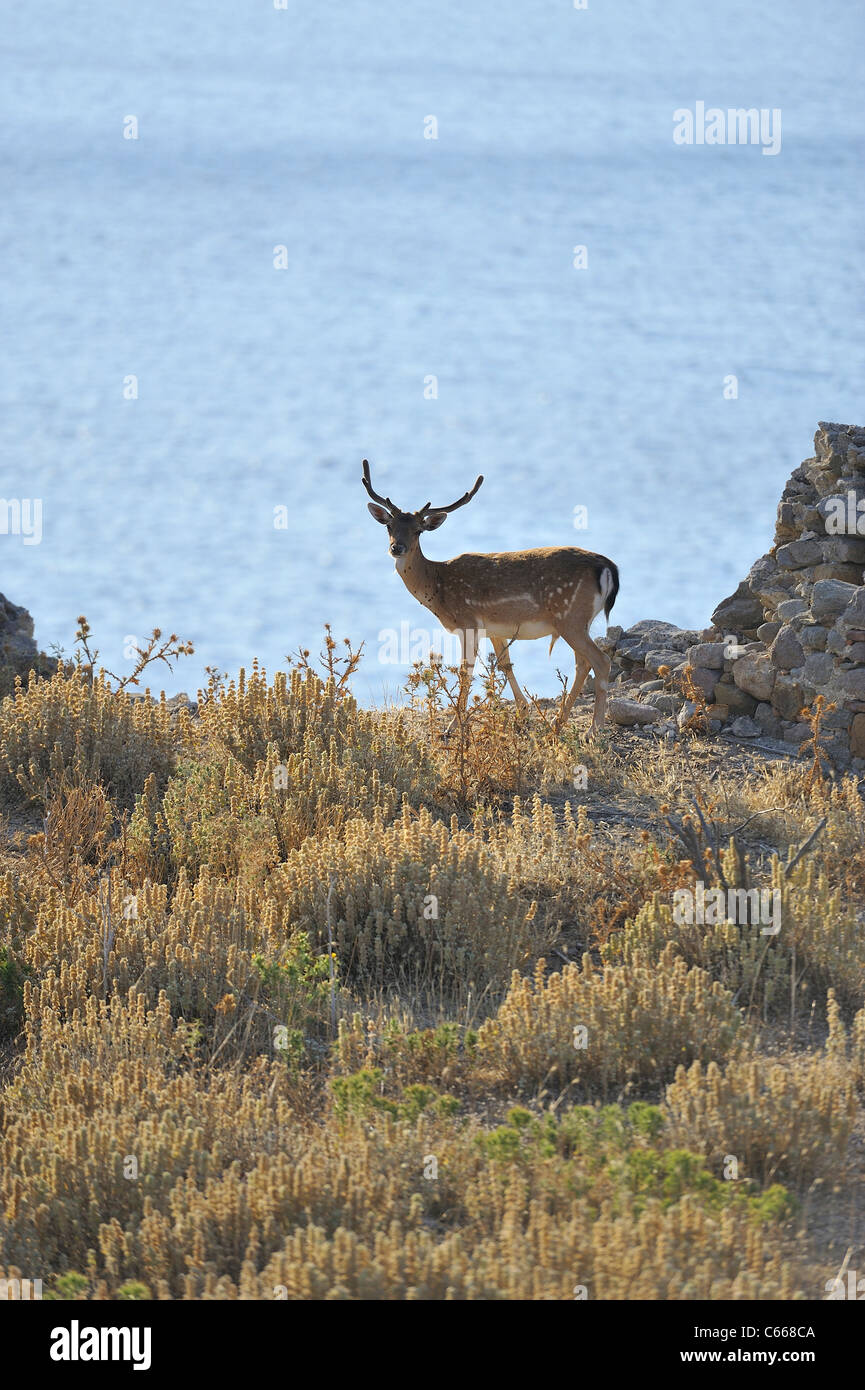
[362,459,483,560]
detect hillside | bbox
[1,637,863,1301]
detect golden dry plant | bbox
[0,665,190,810]
[1,629,864,1301]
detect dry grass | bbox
[1,638,864,1300]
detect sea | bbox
[2,0,862,704]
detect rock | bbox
[837,668,865,700]
[822,708,852,730]
[811,579,860,621]
[643,691,683,714]
[644,648,683,675]
[676,701,703,730]
[777,538,824,569]
[817,489,865,527]
[798,624,828,651]
[685,666,720,700]
[811,562,865,585]
[711,581,764,632]
[607,698,662,727]
[0,593,38,665]
[732,652,775,702]
[712,679,757,715]
[802,651,834,686]
[638,679,664,692]
[821,536,865,564]
[768,625,804,670]
[777,598,809,620]
[729,716,761,738]
[723,644,751,664]
[838,588,865,630]
[782,723,812,745]
[685,642,727,670]
[757,622,782,644]
[771,674,806,721]
[754,703,782,737]
[624,620,680,640]
[851,714,865,758]
[166,692,198,715]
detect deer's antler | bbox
[421,475,484,516]
[361,458,399,513]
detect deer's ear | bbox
[367,503,391,524]
[421,510,448,531]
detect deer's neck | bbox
[395,544,441,610]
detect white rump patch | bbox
[592,567,614,623]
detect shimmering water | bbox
[2,0,862,702]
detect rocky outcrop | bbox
[0,594,38,666]
[601,424,865,768]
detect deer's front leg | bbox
[445,627,481,737]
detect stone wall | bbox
[601,423,865,768]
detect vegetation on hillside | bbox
[0,629,862,1300]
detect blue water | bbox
[2,1,863,703]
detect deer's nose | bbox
[390,542,406,556]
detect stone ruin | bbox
[600,422,865,769]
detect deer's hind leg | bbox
[553,621,612,734]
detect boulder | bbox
[837,668,865,700]
[811,563,865,585]
[711,678,757,715]
[776,538,823,569]
[821,536,865,564]
[729,715,761,738]
[851,713,865,759]
[711,581,764,632]
[776,598,808,620]
[643,648,683,675]
[768,625,804,671]
[802,651,834,686]
[687,666,721,700]
[732,653,775,702]
[607,698,662,727]
[771,674,806,721]
[685,642,727,669]
[0,594,38,665]
[811,579,859,621]
[838,588,865,630]
[798,624,828,651]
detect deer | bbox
[362,458,619,734]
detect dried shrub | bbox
[0,667,188,810]
[475,945,742,1097]
[607,848,865,1017]
[269,803,543,1003]
[665,1002,856,1188]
